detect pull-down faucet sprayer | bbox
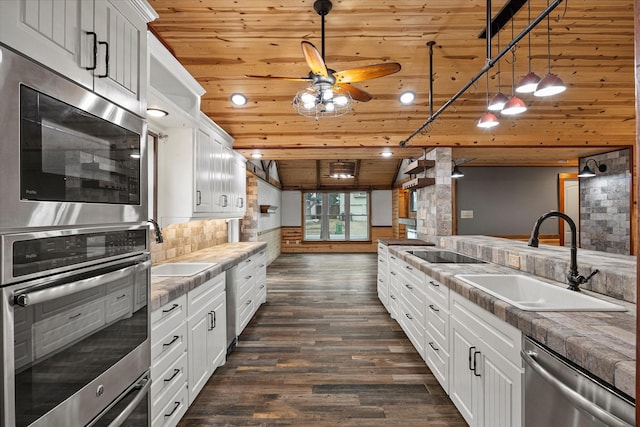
[528,211,598,291]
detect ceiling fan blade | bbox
[245,74,311,82]
[338,83,372,102]
[301,41,328,78]
[334,62,401,83]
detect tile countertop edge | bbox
[150,242,267,312]
[387,245,637,400]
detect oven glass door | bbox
[11,256,149,426]
[20,84,141,205]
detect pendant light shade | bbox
[451,164,464,178]
[534,73,566,97]
[477,111,500,128]
[501,96,527,115]
[516,71,542,94]
[488,92,509,111]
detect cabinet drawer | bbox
[151,321,187,367]
[398,259,424,286]
[400,281,426,326]
[378,243,388,255]
[238,296,255,333]
[425,330,449,393]
[400,308,425,359]
[188,273,225,316]
[151,352,188,420]
[256,282,267,305]
[426,301,449,350]
[151,295,187,333]
[425,275,449,310]
[152,380,189,427]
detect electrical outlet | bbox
[508,254,521,269]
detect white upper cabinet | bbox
[0,0,157,116]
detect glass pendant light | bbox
[534,0,566,97]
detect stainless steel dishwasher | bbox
[522,337,635,427]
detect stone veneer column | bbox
[579,149,631,254]
[241,172,259,242]
[416,148,453,239]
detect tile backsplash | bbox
[150,219,228,264]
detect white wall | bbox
[258,180,281,232]
[371,190,392,226]
[282,191,302,226]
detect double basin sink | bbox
[408,250,626,312]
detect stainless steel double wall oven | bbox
[0,43,151,426]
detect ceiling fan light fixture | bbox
[515,71,541,94]
[293,85,352,118]
[534,73,566,97]
[477,111,500,128]
[501,96,527,115]
[487,92,509,111]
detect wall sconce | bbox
[451,162,464,179]
[578,158,607,178]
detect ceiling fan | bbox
[246,0,401,114]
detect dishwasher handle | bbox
[521,350,633,427]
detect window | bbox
[303,192,370,241]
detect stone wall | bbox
[241,172,259,242]
[579,149,631,254]
[150,219,228,264]
[416,148,453,239]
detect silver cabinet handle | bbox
[472,350,481,377]
[208,311,216,330]
[15,257,151,307]
[521,350,633,427]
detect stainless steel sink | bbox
[455,274,627,312]
[151,262,217,277]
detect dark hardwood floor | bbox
[178,253,466,427]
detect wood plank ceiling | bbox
[148,0,634,190]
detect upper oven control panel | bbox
[3,227,148,282]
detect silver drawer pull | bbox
[429,280,439,287]
[429,304,439,312]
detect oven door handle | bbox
[14,257,151,307]
[106,375,151,427]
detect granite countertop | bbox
[387,243,637,399]
[150,242,266,311]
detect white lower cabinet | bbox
[151,295,189,427]
[449,292,523,427]
[377,243,389,310]
[187,273,227,404]
[378,251,523,427]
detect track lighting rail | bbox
[399,0,564,147]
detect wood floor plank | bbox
[178,253,466,426]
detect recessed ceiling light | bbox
[399,91,415,105]
[146,108,168,118]
[231,93,247,106]
[380,151,393,158]
[251,152,263,159]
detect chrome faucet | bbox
[147,219,164,244]
[527,211,598,291]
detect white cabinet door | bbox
[480,343,522,427]
[194,127,214,213]
[0,0,153,116]
[0,0,93,89]
[187,304,211,404]
[230,154,247,215]
[449,316,481,427]
[93,0,148,116]
[207,292,227,372]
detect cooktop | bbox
[408,250,486,264]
